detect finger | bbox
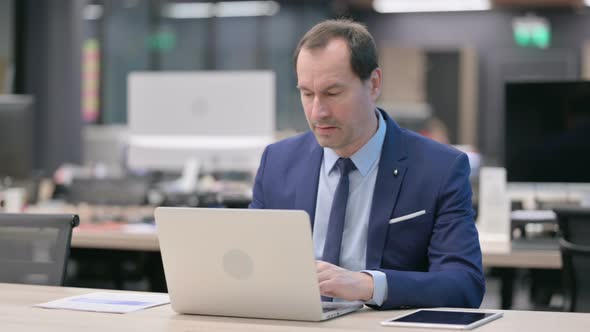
[319,279,337,298]
[315,260,332,272]
[317,267,336,282]
[318,262,344,278]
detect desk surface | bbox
[2,283,589,332]
[482,248,561,269]
[72,224,159,252]
[71,227,562,269]
[30,202,561,269]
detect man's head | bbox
[294,19,382,157]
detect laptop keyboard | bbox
[321,301,363,313]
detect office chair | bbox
[0,213,79,286]
[555,207,590,312]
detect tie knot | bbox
[335,158,356,176]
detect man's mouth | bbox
[315,125,338,134]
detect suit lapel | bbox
[366,110,408,268]
[294,138,323,229]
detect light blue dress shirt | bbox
[313,109,388,306]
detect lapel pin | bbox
[393,168,399,177]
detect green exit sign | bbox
[513,15,550,49]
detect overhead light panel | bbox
[83,4,103,20]
[162,3,214,19]
[163,1,279,19]
[216,1,280,17]
[373,0,490,13]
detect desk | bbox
[24,203,159,251]
[483,248,561,308]
[71,228,564,269]
[479,243,561,310]
[2,283,589,332]
[70,229,563,307]
[72,225,159,252]
[482,247,561,269]
[33,203,565,307]
[33,201,560,268]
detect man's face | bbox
[296,38,381,157]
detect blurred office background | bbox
[3,0,590,173]
[2,0,590,312]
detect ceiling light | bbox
[83,4,103,20]
[373,0,490,13]
[216,1,280,17]
[163,1,280,19]
[162,3,214,19]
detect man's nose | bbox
[311,96,329,119]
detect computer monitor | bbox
[0,95,34,179]
[505,81,590,183]
[127,71,275,172]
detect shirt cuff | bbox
[361,270,388,306]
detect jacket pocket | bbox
[389,210,426,224]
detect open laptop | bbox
[154,207,363,321]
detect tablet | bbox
[381,309,503,330]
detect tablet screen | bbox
[388,310,497,325]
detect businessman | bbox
[249,19,484,310]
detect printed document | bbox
[34,292,170,314]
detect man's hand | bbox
[316,260,374,301]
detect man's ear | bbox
[369,67,382,101]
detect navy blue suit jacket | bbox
[249,110,485,310]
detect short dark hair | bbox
[293,19,378,81]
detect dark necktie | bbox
[322,158,356,266]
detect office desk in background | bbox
[2,283,589,332]
[480,240,561,310]
[70,227,563,309]
[24,203,159,251]
[483,246,561,269]
[71,226,563,269]
[72,223,159,251]
[27,202,563,306]
[28,201,562,268]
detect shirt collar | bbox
[324,109,387,177]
